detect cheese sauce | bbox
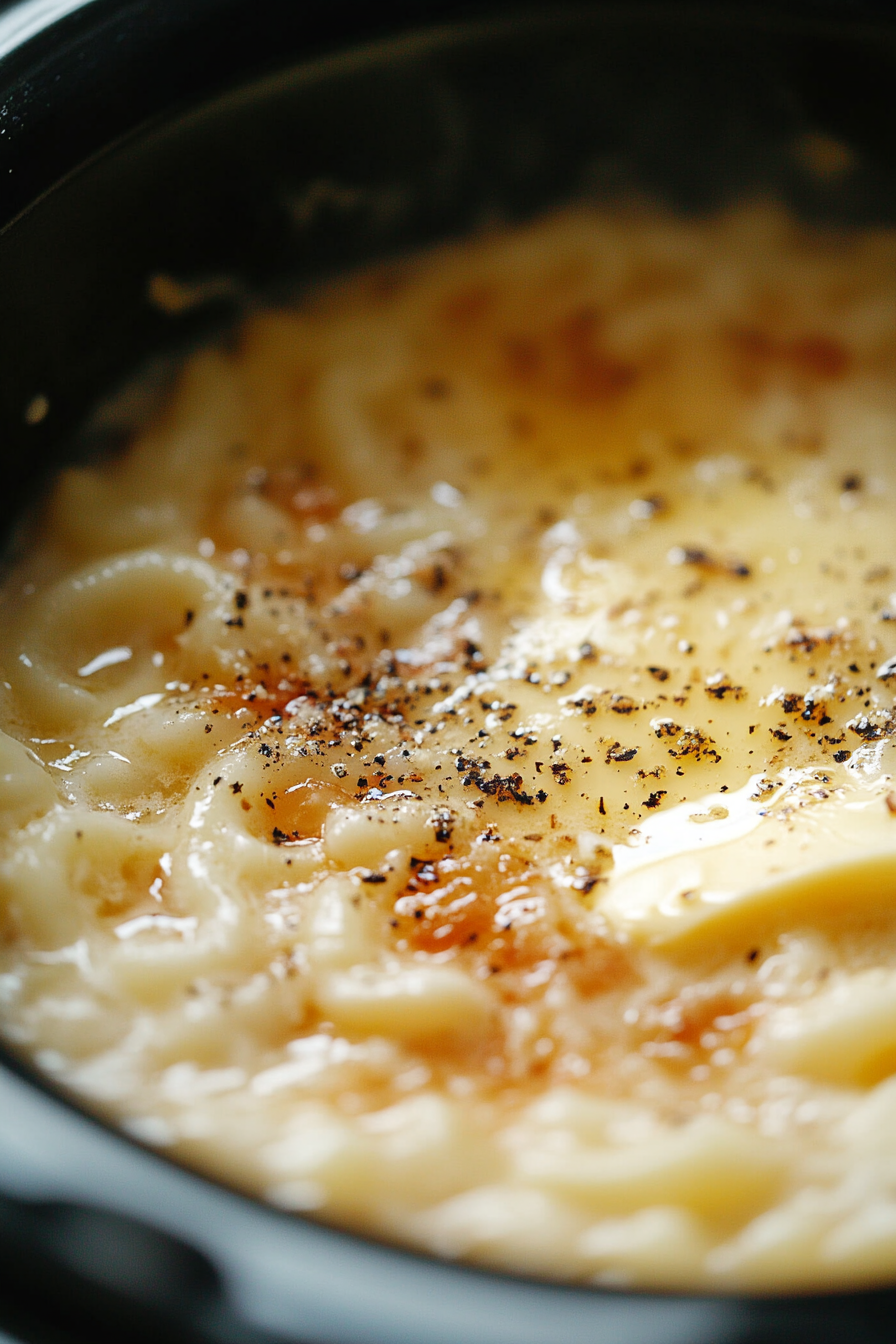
[1,204,896,1290]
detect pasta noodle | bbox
[1,203,896,1290]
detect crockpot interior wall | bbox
[1,5,895,536]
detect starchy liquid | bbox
[1,204,896,1290]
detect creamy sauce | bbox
[1,204,896,1290]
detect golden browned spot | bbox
[441,283,496,327]
[728,325,850,388]
[501,309,638,405]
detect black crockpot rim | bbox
[0,1,895,1336]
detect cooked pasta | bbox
[2,204,896,1290]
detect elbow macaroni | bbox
[1,204,896,1290]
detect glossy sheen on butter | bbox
[1,205,896,1290]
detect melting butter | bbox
[602,775,896,949]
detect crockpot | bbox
[0,2,895,1340]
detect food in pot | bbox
[1,204,895,1290]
